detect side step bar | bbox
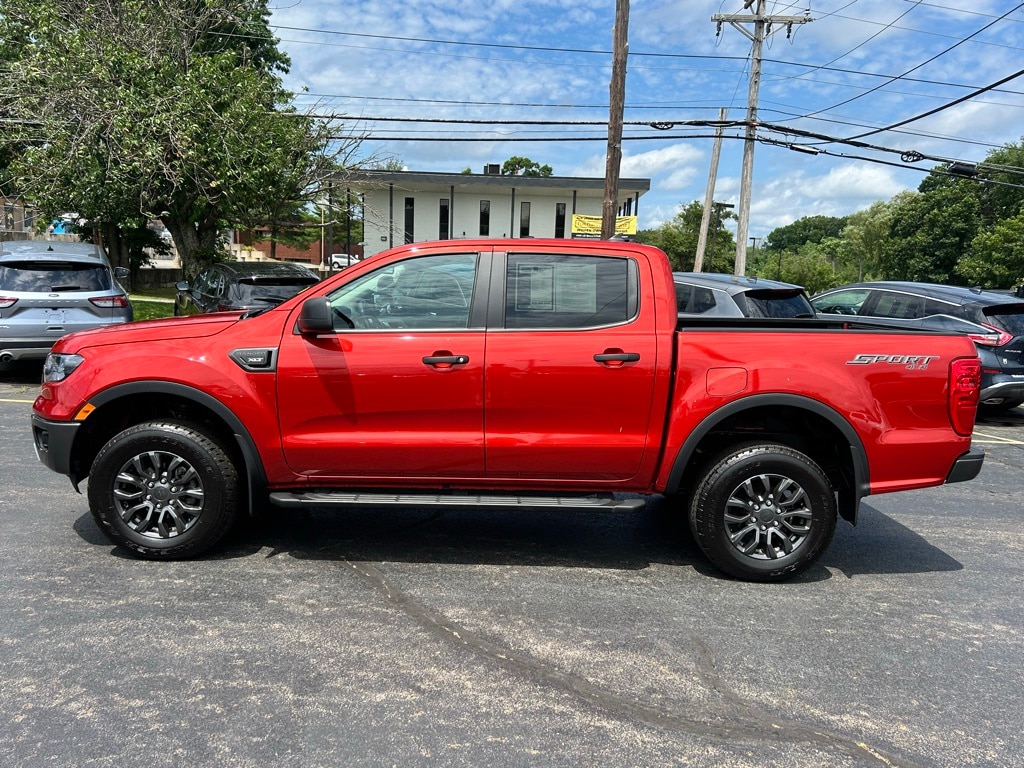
[269,491,646,511]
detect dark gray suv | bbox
[0,240,132,364]
[811,281,1024,410]
[175,261,320,316]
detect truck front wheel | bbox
[689,442,836,582]
[87,421,240,559]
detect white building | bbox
[337,166,651,258]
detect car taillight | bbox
[0,297,17,308]
[949,357,981,436]
[967,323,1012,347]
[89,295,129,309]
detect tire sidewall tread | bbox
[87,421,240,559]
[689,442,837,582]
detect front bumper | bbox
[31,413,81,477]
[945,448,985,484]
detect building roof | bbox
[337,169,650,194]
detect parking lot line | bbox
[972,430,1024,445]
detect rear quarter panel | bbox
[660,326,978,494]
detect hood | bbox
[52,313,239,352]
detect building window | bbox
[439,198,450,240]
[479,200,490,236]
[554,203,566,239]
[404,197,415,244]
[520,201,531,238]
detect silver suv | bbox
[0,240,133,364]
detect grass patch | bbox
[131,287,177,321]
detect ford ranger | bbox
[31,239,984,581]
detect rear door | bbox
[483,248,659,482]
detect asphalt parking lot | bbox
[1,362,1022,768]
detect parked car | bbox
[0,240,132,364]
[811,281,1024,410]
[175,261,320,316]
[330,253,360,270]
[674,272,816,318]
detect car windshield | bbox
[741,289,815,318]
[982,305,1024,337]
[0,260,110,292]
[235,278,317,305]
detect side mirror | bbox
[114,267,130,279]
[175,280,190,291]
[297,297,335,335]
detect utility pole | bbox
[602,0,629,240]
[694,108,728,272]
[712,1,811,274]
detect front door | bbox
[276,252,486,480]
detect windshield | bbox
[0,260,111,292]
[741,289,815,318]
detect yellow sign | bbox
[571,214,637,236]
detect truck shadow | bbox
[74,497,962,581]
[188,495,962,582]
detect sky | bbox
[266,0,1024,240]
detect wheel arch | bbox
[665,394,870,524]
[69,381,267,517]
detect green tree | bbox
[976,140,1024,226]
[0,0,356,277]
[764,215,848,252]
[956,212,1024,288]
[837,201,893,283]
[881,185,981,283]
[501,156,553,177]
[636,201,735,271]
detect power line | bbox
[798,2,1024,121]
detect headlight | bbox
[42,353,85,383]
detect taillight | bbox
[949,357,981,436]
[89,295,129,309]
[0,297,17,308]
[967,323,1012,347]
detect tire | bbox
[689,442,836,582]
[87,421,240,559]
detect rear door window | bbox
[504,253,637,328]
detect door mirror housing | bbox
[297,297,335,335]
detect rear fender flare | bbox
[665,393,870,524]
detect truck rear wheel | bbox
[689,442,836,582]
[87,421,240,559]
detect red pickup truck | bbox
[31,239,984,581]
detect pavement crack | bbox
[343,558,927,768]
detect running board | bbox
[269,491,645,511]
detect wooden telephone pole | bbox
[602,0,630,240]
[712,1,811,273]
